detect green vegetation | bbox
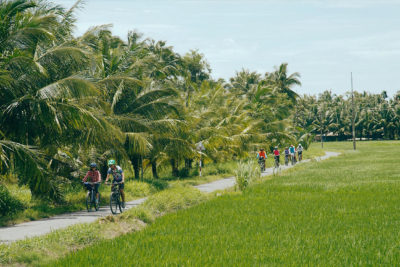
[0,146,324,266]
[0,185,208,266]
[0,0,309,210]
[235,160,261,191]
[296,90,400,140]
[0,184,24,217]
[51,141,400,266]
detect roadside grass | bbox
[0,180,157,226]
[0,185,209,266]
[51,141,400,266]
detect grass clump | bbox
[143,185,209,215]
[235,160,261,191]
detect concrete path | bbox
[0,198,147,243]
[193,151,340,193]
[0,151,340,243]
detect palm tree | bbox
[0,0,114,199]
[266,63,301,103]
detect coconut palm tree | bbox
[266,63,301,103]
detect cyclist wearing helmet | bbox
[297,144,303,161]
[289,145,295,158]
[105,160,125,207]
[284,147,290,166]
[82,163,101,203]
[273,146,280,164]
[257,148,267,171]
[257,148,266,160]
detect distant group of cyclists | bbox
[256,144,303,170]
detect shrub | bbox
[0,183,25,217]
[234,160,261,191]
[178,168,190,178]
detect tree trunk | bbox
[130,154,140,180]
[151,160,158,179]
[170,159,179,177]
[184,158,193,169]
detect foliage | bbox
[296,90,400,141]
[0,0,303,202]
[0,183,24,216]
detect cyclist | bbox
[289,145,295,162]
[297,143,303,161]
[273,146,280,166]
[284,147,290,166]
[257,148,266,171]
[105,160,125,208]
[82,163,101,204]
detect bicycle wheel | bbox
[94,193,100,211]
[86,191,92,212]
[118,196,123,213]
[110,193,118,214]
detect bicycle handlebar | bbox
[83,181,101,185]
[105,181,124,185]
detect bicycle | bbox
[284,154,289,166]
[298,152,303,161]
[274,155,280,168]
[83,182,100,212]
[258,157,266,172]
[291,153,296,165]
[107,181,124,214]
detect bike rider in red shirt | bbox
[273,146,280,165]
[257,148,266,171]
[82,163,101,203]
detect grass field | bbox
[51,141,400,266]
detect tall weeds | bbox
[234,160,261,191]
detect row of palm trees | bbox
[295,90,400,141]
[0,0,302,201]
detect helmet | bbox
[260,148,264,151]
[299,144,302,147]
[108,159,116,166]
[274,146,278,149]
[90,162,97,168]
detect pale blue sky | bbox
[55,0,400,96]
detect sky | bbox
[54,0,400,96]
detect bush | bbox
[234,160,261,191]
[0,184,25,217]
[178,168,190,178]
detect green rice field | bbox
[51,141,400,266]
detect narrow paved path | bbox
[0,151,340,243]
[193,151,340,192]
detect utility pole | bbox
[320,106,323,148]
[351,72,356,150]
